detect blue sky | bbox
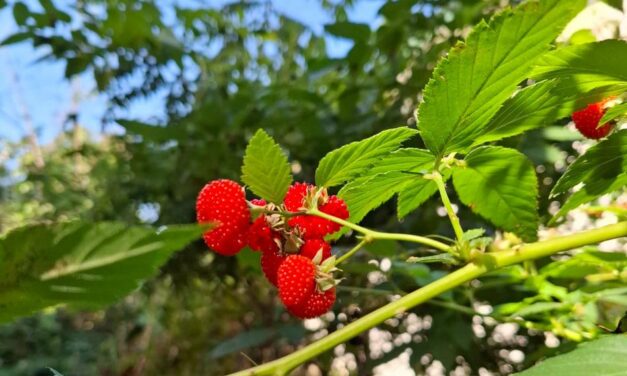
[0,0,384,144]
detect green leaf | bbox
[366,148,435,175]
[418,0,585,157]
[540,250,627,279]
[531,40,627,92]
[325,22,370,42]
[339,171,415,226]
[396,169,450,220]
[315,127,418,187]
[552,130,627,197]
[116,119,183,142]
[550,172,627,224]
[12,2,29,25]
[515,336,627,376]
[477,83,625,145]
[462,228,485,242]
[0,31,32,46]
[0,222,204,323]
[241,129,292,203]
[601,102,627,124]
[452,146,539,241]
[406,253,458,265]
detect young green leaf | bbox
[241,129,292,203]
[515,336,627,376]
[552,130,627,197]
[600,102,627,124]
[315,127,418,187]
[0,222,204,323]
[418,0,585,157]
[366,148,435,175]
[452,146,539,242]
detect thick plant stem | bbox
[226,221,627,376]
[432,172,464,242]
[308,209,451,252]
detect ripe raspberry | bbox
[196,179,250,256]
[277,255,316,308]
[248,215,280,253]
[287,288,336,319]
[283,182,312,212]
[572,101,613,139]
[261,249,286,286]
[319,195,349,233]
[250,198,267,206]
[300,239,332,261]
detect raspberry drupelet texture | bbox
[261,249,286,286]
[299,239,332,261]
[248,215,280,253]
[287,287,336,319]
[277,255,317,308]
[283,182,350,239]
[196,179,250,256]
[572,100,613,139]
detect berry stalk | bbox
[307,208,451,252]
[227,221,627,376]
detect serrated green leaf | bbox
[601,102,627,124]
[452,146,539,241]
[367,148,435,175]
[315,127,418,187]
[0,222,204,323]
[531,40,627,92]
[476,82,625,146]
[418,0,585,157]
[552,130,627,197]
[339,171,415,226]
[396,170,450,219]
[515,336,627,376]
[550,172,627,224]
[462,228,485,241]
[241,129,292,203]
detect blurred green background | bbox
[0,0,625,375]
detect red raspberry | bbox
[300,239,332,261]
[284,182,350,239]
[196,179,250,256]
[287,287,336,319]
[572,100,613,139]
[319,195,349,233]
[277,255,316,308]
[248,215,280,253]
[261,249,286,286]
[284,182,312,212]
[250,199,267,206]
[288,196,349,238]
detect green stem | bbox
[308,209,450,252]
[432,171,464,243]
[334,240,367,265]
[226,221,627,376]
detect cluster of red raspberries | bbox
[196,180,349,319]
